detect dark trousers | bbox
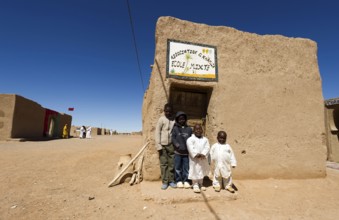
[174,154,189,183]
[159,144,175,184]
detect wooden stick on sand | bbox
[134,152,145,184]
[108,142,149,187]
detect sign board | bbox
[167,39,218,81]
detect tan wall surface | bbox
[12,95,45,138]
[142,17,327,180]
[92,127,100,135]
[325,106,339,162]
[70,126,78,137]
[58,114,72,138]
[0,94,16,140]
[1,94,73,140]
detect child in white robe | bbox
[186,124,210,193]
[86,126,92,139]
[80,126,86,139]
[210,131,237,192]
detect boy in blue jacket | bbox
[171,112,192,189]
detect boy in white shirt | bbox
[210,131,237,193]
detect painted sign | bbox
[167,40,218,81]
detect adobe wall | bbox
[0,94,73,140]
[0,94,16,140]
[70,126,78,137]
[12,95,46,138]
[92,127,101,135]
[142,17,326,180]
[58,113,72,138]
[324,98,339,162]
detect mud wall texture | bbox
[58,113,72,137]
[0,94,72,140]
[0,94,45,139]
[0,94,16,140]
[142,17,326,180]
[12,95,46,138]
[324,99,339,162]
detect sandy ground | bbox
[1,135,339,220]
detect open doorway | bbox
[333,109,339,133]
[169,84,212,133]
[333,109,339,144]
[48,118,55,137]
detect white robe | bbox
[86,127,92,138]
[186,134,210,180]
[210,143,237,178]
[80,127,85,138]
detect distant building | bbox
[131,131,142,135]
[70,126,104,137]
[0,94,72,140]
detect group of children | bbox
[155,103,237,193]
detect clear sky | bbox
[1,0,338,132]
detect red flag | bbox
[68,107,74,111]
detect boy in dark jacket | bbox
[171,112,193,189]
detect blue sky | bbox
[1,0,338,132]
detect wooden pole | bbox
[129,173,137,185]
[135,152,145,184]
[108,142,149,187]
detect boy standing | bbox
[187,124,210,193]
[210,131,237,192]
[172,112,192,189]
[155,103,176,190]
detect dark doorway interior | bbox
[333,108,339,133]
[333,109,339,143]
[170,84,212,130]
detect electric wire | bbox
[126,0,145,92]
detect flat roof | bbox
[325,97,339,106]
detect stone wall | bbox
[142,17,326,180]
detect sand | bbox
[1,135,339,220]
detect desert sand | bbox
[1,135,339,220]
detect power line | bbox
[126,0,145,92]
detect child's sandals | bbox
[193,184,201,193]
[226,186,235,193]
[213,185,221,192]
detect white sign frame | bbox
[166,39,218,81]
